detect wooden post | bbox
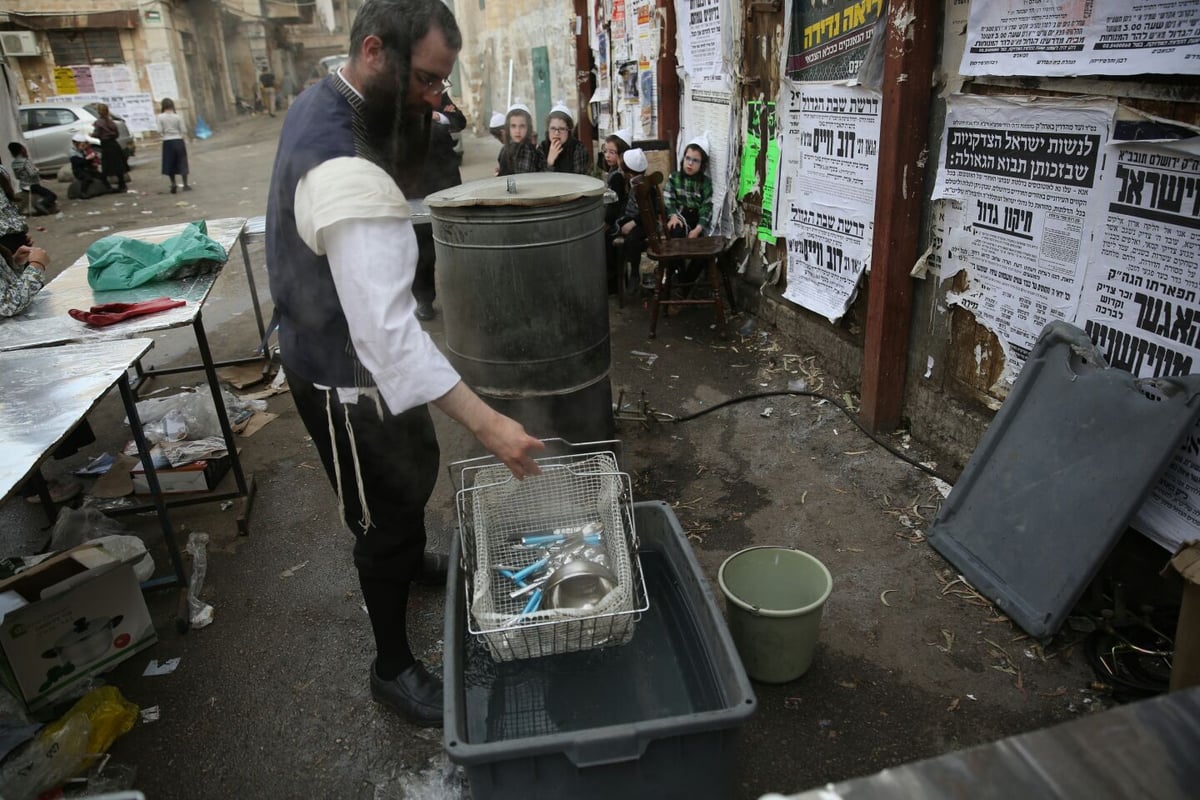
[860,1,938,432]
[657,0,680,146]
[573,0,595,162]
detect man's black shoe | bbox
[414,552,449,586]
[370,659,443,726]
[414,302,436,321]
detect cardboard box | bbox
[131,455,230,495]
[0,544,156,711]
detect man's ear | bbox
[359,34,387,70]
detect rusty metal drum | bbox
[426,174,614,442]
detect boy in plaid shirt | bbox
[664,132,714,239]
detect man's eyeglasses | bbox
[414,70,452,92]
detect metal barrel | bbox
[428,174,614,443]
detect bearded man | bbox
[265,0,543,727]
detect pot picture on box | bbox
[39,615,128,691]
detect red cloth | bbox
[68,297,186,327]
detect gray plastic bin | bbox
[444,501,757,799]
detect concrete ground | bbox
[0,112,1129,798]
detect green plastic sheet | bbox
[86,221,227,291]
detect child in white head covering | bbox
[609,147,656,290]
[539,101,590,175]
[497,102,546,175]
[488,111,505,142]
[602,129,634,226]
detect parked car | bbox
[17,103,136,169]
[318,54,349,75]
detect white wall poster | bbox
[675,0,725,80]
[1074,130,1200,553]
[779,81,881,322]
[146,63,180,103]
[933,95,1115,380]
[961,0,1200,78]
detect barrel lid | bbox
[425,173,606,208]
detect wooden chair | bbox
[632,173,734,338]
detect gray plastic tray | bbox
[443,501,756,799]
[929,322,1200,639]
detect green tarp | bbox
[86,221,227,291]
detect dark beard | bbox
[361,71,430,196]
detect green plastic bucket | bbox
[717,546,832,684]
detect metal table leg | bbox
[193,310,255,534]
[118,373,191,629]
[239,232,268,348]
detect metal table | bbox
[0,339,189,593]
[0,218,258,533]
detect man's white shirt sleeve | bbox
[294,157,460,415]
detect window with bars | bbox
[47,29,124,65]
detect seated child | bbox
[663,132,716,283]
[497,103,546,176]
[488,111,505,143]
[7,142,57,215]
[610,148,653,287]
[663,132,714,240]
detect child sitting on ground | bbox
[68,134,110,200]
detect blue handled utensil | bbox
[519,532,603,547]
[520,588,543,617]
[511,556,550,583]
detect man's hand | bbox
[475,414,545,480]
[433,382,544,479]
[620,219,637,235]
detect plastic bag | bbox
[40,686,139,762]
[49,507,129,553]
[132,386,266,443]
[186,532,214,629]
[85,221,227,291]
[0,711,90,800]
[82,760,137,793]
[48,511,154,581]
[91,535,156,583]
[0,686,139,797]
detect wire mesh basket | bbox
[454,441,648,662]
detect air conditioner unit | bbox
[0,31,41,58]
